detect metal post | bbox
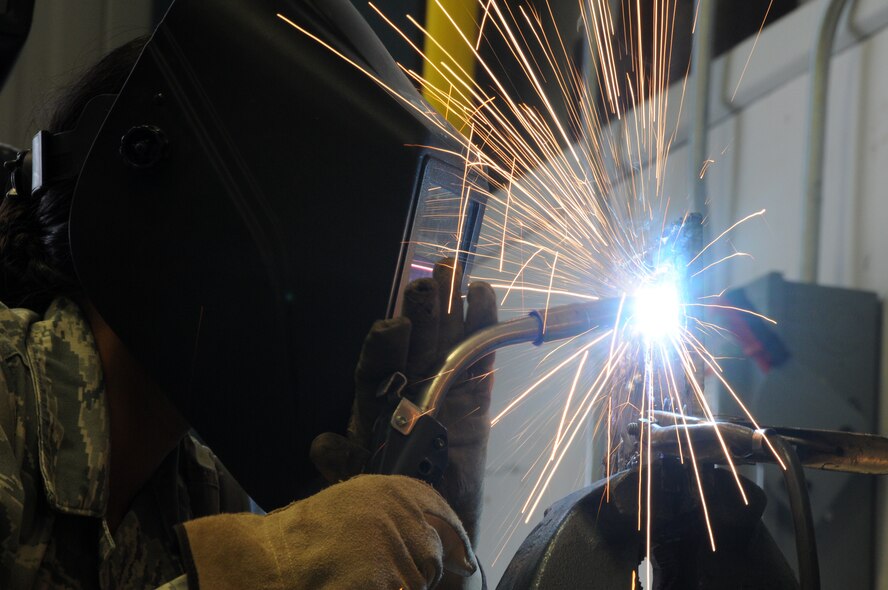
[800,0,853,284]
[689,0,715,218]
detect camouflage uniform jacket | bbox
[0,297,255,589]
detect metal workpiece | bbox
[413,298,622,422]
[651,419,821,588]
[497,459,798,589]
[589,417,824,590]
[768,433,820,590]
[647,420,760,466]
[650,411,888,475]
[768,426,888,475]
[639,417,888,589]
[497,411,888,588]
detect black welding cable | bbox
[767,433,820,590]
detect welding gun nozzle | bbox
[529,299,623,345]
[409,298,623,426]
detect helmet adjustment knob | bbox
[120,125,168,169]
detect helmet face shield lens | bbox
[392,155,487,316]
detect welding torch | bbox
[368,297,622,482]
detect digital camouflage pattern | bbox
[0,298,255,589]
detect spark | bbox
[282,0,780,579]
[492,330,613,426]
[699,158,715,179]
[687,209,766,267]
[542,251,559,334]
[494,246,545,306]
[685,302,777,325]
[730,0,777,102]
[691,251,753,277]
[552,351,589,458]
[488,284,599,301]
[500,156,516,271]
[661,345,717,550]
[521,343,627,521]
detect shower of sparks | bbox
[279,0,783,582]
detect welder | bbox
[0,0,495,588]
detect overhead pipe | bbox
[689,0,715,219]
[688,0,715,413]
[800,0,853,283]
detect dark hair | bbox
[0,36,146,312]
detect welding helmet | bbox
[55,0,486,508]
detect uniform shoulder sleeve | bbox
[0,304,37,362]
[181,435,260,516]
[0,304,37,435]
[0,303,44,588]
[0,355,25,560]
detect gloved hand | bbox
[310,258,498,546]
[176,474,481,590]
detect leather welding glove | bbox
[311,258,498,547]
[176,474,479,589]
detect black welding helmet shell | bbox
[68,0,485,509]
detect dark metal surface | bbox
[497,460,799,589]
[650,412,888,475]
[497,414,888,589]
[769,427,888,475]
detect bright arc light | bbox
[633,279,682,342]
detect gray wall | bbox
[0,0,152,148]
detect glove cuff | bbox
[176,512,284,590]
